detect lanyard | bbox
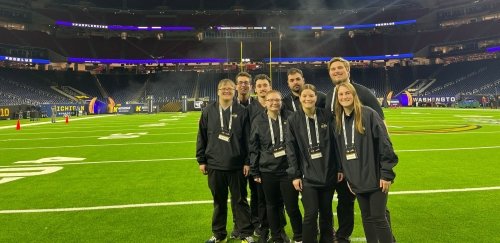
[342,111,355,148]
[219,105,232,131]
[330,86,337,113]
[291,96,297,111]
[305,112,320,147]
[268,114,283,146]
[238,96,251,105]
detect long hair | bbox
[334,82,365,135]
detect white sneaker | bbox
[242,236,256,243]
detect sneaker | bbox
[258,230,269,243]
[280,232,291,243]
[242,236,256,243]
[205,235,227,243]
[230,231,240,239]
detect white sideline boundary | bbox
[1,143,498,151]
[1,186,499,214]
[1,144,499,168]
[0,115,116,130]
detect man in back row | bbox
[232,72,259,240]
[325,57,394,243]
[283,68,326,113]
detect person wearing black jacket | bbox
[235,71,255,107]
[283,68,326,112]
[196,78,256,243]
[250,90,298,243]
[232,71,258,240]
[333,82,398,243]
[325,57,393,243]
[286,84,343,243]
[246,74,272,240]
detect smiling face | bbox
[265,92,282,113]
[217,82,235,102]
[329,61,350,85]
[299,88,317,110]
[254,78,271,99]
[236,75,252,96]
[287,72,305,94]
[337,85,354,109]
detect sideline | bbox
[0,115,116,130]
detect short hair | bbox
[236,72,252,82]
[299,84,317,96]
[254,74,272,86]
[287,68,304,77]
[265,90,282,99]
[217,78,235,89]
[327,57,350,72]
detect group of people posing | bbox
[196,57,399,243]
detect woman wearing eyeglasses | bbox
[249,90,302,243]
[286,84,343,243]
[333,82,398,243]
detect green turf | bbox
[0,108,499,242]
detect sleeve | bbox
[324,89,333,110]
[196,108,209,165]
[242,108,251,165]
[282,97,292,112]
[285,116,303,180]
[316,91,327,109]
[329,114,343,173]
[249,122,261,177]
[359,86,385,120]
[371,111,397,181]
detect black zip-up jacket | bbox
[247,99,266,124]
[233,95,255,107]
[335,106,397,193]
[283,91,327,112]
[196,101,250,170]
[249,110,292,177]
[325,82,384,119]
[286,107,340,187]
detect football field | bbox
[0,107,499,242]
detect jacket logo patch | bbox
[321,123,328,129]
[231,114,238,118]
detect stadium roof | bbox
[47,0,422,11]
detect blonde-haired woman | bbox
[334,82,398,243]
[286,84,342,243]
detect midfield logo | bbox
[0,157,85,185]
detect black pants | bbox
[260,172,302,242]
[208,169,254,239]
[356,190,393,243]
[302,185,335,243]
[231,176,261,236]
[249,177,260,227]
[256,182,269,233]
[336,180,396,242]
[335,179,356,240]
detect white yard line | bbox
[1,186,498,214]
[0,157,195,168]
[396,145,500,152]
[0,140,195,150]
